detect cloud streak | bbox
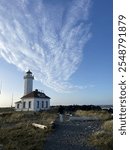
[0,0,91,92]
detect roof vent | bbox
[35,89,38,92]
[26,70,32,74]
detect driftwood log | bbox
[32,123,47,129]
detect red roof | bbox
[21,90,50,99]
[15,101,22,104]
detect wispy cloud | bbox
[0,0,91,92]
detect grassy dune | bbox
[74,110,113,150]
[0,110,57,150]
[75,110,112,120]
[0,123,47,150]
[0,108,113,150]
[88,120,113,150]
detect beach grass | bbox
[88,120,113,150]
[75,110,112,120]
[0,109,57,150]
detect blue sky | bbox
[0,0,112,107]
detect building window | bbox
[17,104,19,109]
[37,101,39,108]
[46,101,48,108]
[23,102,26,108]
[42,101,44,108]
[29,101,31,108]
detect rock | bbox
[0,144,3,150]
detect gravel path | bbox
[43,118,101,150]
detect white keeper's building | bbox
[15,70,50,111]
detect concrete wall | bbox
[34,98,50,111]
[15,98,34,111]
[22,98,34,111]
[15,98,50,111]
[15,102,22,111]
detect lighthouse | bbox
[15,70,50,111]
[24,70,34,95]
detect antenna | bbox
[11,93,13,108]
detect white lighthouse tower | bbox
[24,70,34,95]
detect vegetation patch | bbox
[75,110,112,120]
[0,123,48,150]
[88,120,113,150]
[0,109,57,150]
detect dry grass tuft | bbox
[0,110,57,150]
[88,120,113,150]
[0,123,48,150]
[75,110,112,120]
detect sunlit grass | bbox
[75,110,112,120]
